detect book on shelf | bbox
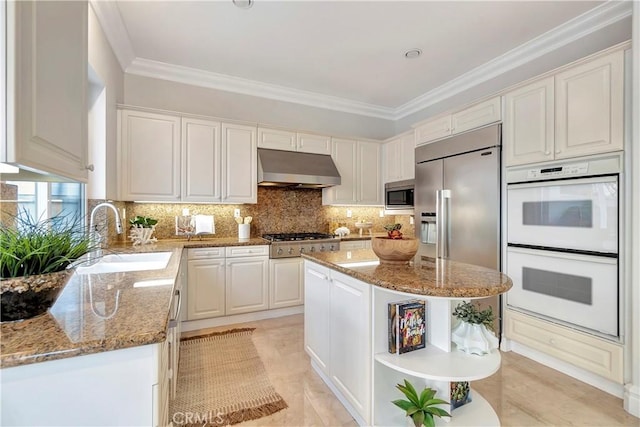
[450,381,472,411]
[388,299,426,354]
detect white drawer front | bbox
[187,247,225,259]
[506,309,623,383]
[225,245,269,258]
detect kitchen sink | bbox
[75,252,173,275]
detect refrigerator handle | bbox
[436,189,451,259]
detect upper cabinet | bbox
[258,127,331,155]
[323,138,382,205]
[118,108,257,203]
[414,97,501,146]
[3,1,89,181]
[504,49,624,166]
[383,133,415,183]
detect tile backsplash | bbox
[93,187,415,243]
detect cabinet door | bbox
[6,1,88,181]
[225,257,269,315]
[382,138,401,183]
[452,96,501,135]
[357,141,382,205]
[257,127,296,151]
[325,138,358,204]
[222,123,257,203]
[186,259,225,320]
[555,50,624,159]
[297,132,332,155]
[304,263,331,374]
[414,115,451,146]
[399,134,415,180]
[329,271,371,423]
[504,77,555,166]
[119,110,181,201]
[182,118,221,202]
[269,258,304,309]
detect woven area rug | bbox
[170,328,287,426]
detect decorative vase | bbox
[371,237,418,265]
[0,269,74,322]
[451,321,498,355]
[129,225,157,245]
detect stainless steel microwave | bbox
[385,179,414,212]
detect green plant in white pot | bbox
[451,301,498,355]
[128,216,158,245]
[0,212,94,321]
[392,379,451,427]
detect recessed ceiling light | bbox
[404,49,422,59]
[233,0,253,9]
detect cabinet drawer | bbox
[225,245,269,258]
[187,247,225,259]
[505,309,623,383]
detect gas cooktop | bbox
[262,232,335,242]
[262,233,340,258]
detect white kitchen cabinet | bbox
[222,123,257,203]
[323,138,382,205]
[304,262,332,375]
[182,117,222,202]
[269,258,304,309]
[383,133,415,183]
[329,271,372,421]
[4,1,89,181]
[414,97,501,146]
[257,127,297,151]
[504,77,555,166]
[1,341,169,426]
[296,132,332,155]
[504,49,624,166]
[555,50,624,159]
[225,256,269,315]
[186,258,225,320]
[118,109,181,201]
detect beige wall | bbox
[123,74,395,141]
[88,4,124,200]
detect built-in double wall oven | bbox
[506,154,621,338]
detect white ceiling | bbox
[97,1,630,119]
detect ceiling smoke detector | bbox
[233,0,253,9]
[404,49,422,59]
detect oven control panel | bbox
[527,163,588,179]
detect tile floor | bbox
[181,314,639,426]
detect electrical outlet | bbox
[379,210,385,218]
[410,216,414,225]
[346,210,352,218]
[234,209,241,218]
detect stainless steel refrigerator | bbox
[415,124,502,334]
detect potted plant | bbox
[0,212,94,322]
[392,379,451,427]
[451,301,498,355]
[384,223,404,239]
[128,215,158,245]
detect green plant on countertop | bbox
[453,301,495,331]
[384,223,403,239]
[0,211,94,278]
[392,379,451,427]
[129,215,158,228]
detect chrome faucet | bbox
[88,202,123,260]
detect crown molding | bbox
[126,58,396,119]
[393,1,632,120]
[89,0,135,71]
[93,0,631,121]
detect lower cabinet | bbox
[226,256,269,315]
[269,258,304,309]
[186,258,225,320]
[304,261,371,425]
[339,240,372,251]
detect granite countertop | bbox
[302,249,512,298]
[0,237,270,369]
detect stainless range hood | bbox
[257,148,341,188]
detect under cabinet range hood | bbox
[257,148,341,188]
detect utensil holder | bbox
[238,223,250,239]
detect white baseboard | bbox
[506,339,625,398]
[180,306,304,332]
[624,384,640,417]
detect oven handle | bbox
[506,174,618,188]
[436,189,451,259]
[506,245,618,263]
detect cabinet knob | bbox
[555,149,561,154]
[544,151,550,155]
[85,164,95,171]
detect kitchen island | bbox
[301,249,512,426]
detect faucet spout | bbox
[89,202,123,254]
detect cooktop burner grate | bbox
[262,232,335,242]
